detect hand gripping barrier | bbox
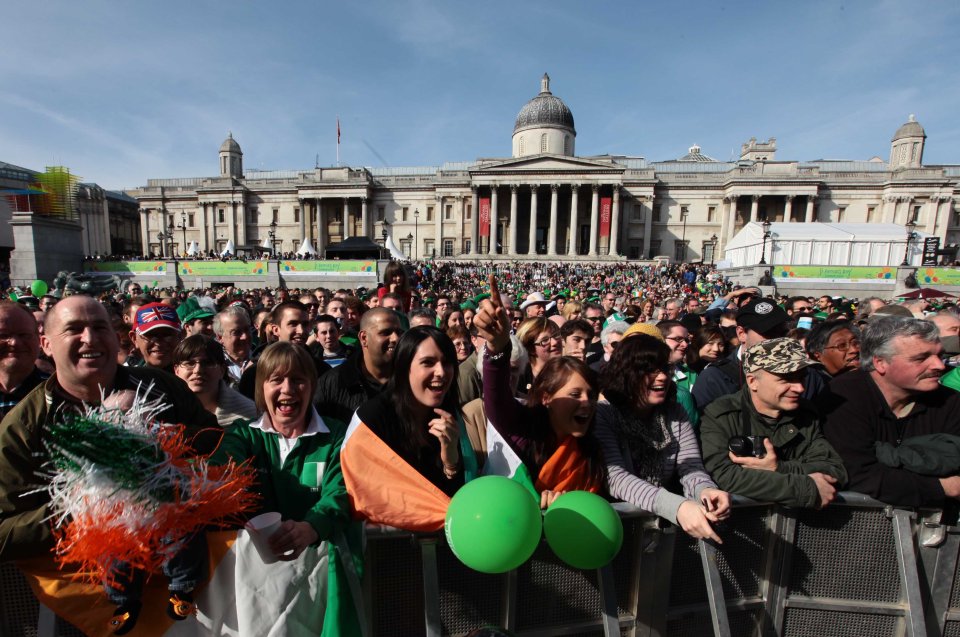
[3,492,960,637]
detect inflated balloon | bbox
[30,280,48,297]
[445,476,541,573]
[544,491,623,570]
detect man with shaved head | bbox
[0,295,218,563]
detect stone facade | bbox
[129,78,960,264]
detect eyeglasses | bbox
[585,316,603,323]
[824,339,860,353]
[665,336,692,344]
[139,331,179,343]
[175,358,220,370]
[534,335,562,348]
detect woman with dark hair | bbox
[341,326,478,531]
[377,260,412,312]
[475,278,607,508]
[687,324,727,374]
[173,335,257,426]
[597,334,730,542]
[439,307,466,332]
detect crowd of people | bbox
[1,259,959,635]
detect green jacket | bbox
[700,385,847,507]
[211,414,362,637]
[0,367,219,562]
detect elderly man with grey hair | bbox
[213,305,253,388]
[590,320,629,374]
[821,315,960,507]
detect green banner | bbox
[279,260,377,276]
[84,261,167,274]
[178,261,268,276]
[774,265,897,283]
[916,268,960,286]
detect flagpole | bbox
[336,116,340,167]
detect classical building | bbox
[130,75,960,263]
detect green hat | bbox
[603,312,627,329]
[473,293,491,304]
[176,297,214,324]
[586,296,600,303]
[460,299,478,311]
[743,338,820,375]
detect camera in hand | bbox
[728,435,767,458]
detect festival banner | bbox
[178,261,268,276]
[773,265,897,284]
[280,260,377,276]
[916,267,960,286]
[479,197,491,238]
[599,197,612,237]
[83,261,167,275]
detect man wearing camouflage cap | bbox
[700,338,847,509]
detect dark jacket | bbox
[700,384,847,507]
[313,350,386,425]
[692,348,827,412]
[820,369,960,507]
[0,367,219,561]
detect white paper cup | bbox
[245,512,282,564]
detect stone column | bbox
[589,185,600,256]
[783,195,794,223]
[750,195,760,222]
[456,195,465,255]
[547,184,559,256]
[804,196,815,223]
[470,187,479,257]
[361,197,369,238]
[610,186,621,256]
[643,197,653,259]
[299,200,307,243]
[568,185,579,256]
[940,198,955,245]
[435,195,443,256]
[237,201,247,246]
[882,195,896,224]
[228,203,237,245]
[140,209,150,256]
[509,185,518,256]
[528,185,538,255]
[901,196,915,225]
[924,198,938,234]
[488,187,498,256]
[200,204,209,252]
[342,198,351,239]
[317,198,327,252]
[725,196,738,243]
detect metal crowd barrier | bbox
[4,492,960,637]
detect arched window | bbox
[563,135,571,155]
[540,133,548,153]
[519,136,525,155]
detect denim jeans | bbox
[104,532,208,605]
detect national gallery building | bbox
[131,74,959,263]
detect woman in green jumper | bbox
[212,341,361,636]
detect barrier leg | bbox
[597,564,622,637]
[699,539,732,637]
[635,525,673,637]
[920,525,960,637]
[765,508,797,637]
[420,538,443,637]
[893,509,928,637]
[37,604,56,637]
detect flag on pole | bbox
[337,117,341,145]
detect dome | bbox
[678,144,717,162]
[892,115,925,141]
[220,132,242,154]
[513,74,575,135]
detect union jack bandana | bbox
[134,302,182,335]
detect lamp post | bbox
[413,209,420,260]
[902,219,918,266]
[177,212,188,257]
[406,232,414,259]
[381,219,390,259]
[709,233,718,267]
[680,207,689,263]
[268,220,277,258]
[759,219,772,265]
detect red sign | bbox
[479,197,491,237]
[599,196,612,237]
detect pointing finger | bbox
[488,274,502,308]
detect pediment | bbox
[472,155,623,174]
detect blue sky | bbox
[2,0,958,190]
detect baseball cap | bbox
[134,302,182,335]
[736,298,789,336]
[743,338,819,374]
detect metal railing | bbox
[4,492,960,636]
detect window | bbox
[218,209,224,223]
[464,238,471,253]
[250,206,258,218]
[649,240,661,258]
[540,133,548,153]
[443,239,454,257]
[402,239,412,258]
[293,239,300,252]
[466,204,472,220]
[426,206,434,222]
[519,136,525,155]
[913,205,922,224]
[377,205,385,222]
[563,135,571,155]
[653,205,662,223]
[294,207,300,223]
[680,205,690,221]
[424,239,435,258]
[866,206,876,223]
[702,240,716,264]
[707,206,716,223]
[188,213,195,227]
[402,206,408,222]
[445,204,452,220]
[837,206,846,223]
[634,204,643,222]
[272,208,279,224]
[674,240,689,262]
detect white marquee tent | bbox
[723,222,928,268]
[296,238,317,256]
[384,234,406,260]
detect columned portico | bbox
[568,185,579,256]
[548,184,559,256]
[509,185,518,257]
[589,185,599,256]
[528,186,538,255]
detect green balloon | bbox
[544,491,623,570]
[30,280,48,297]
[445,476,542,574]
